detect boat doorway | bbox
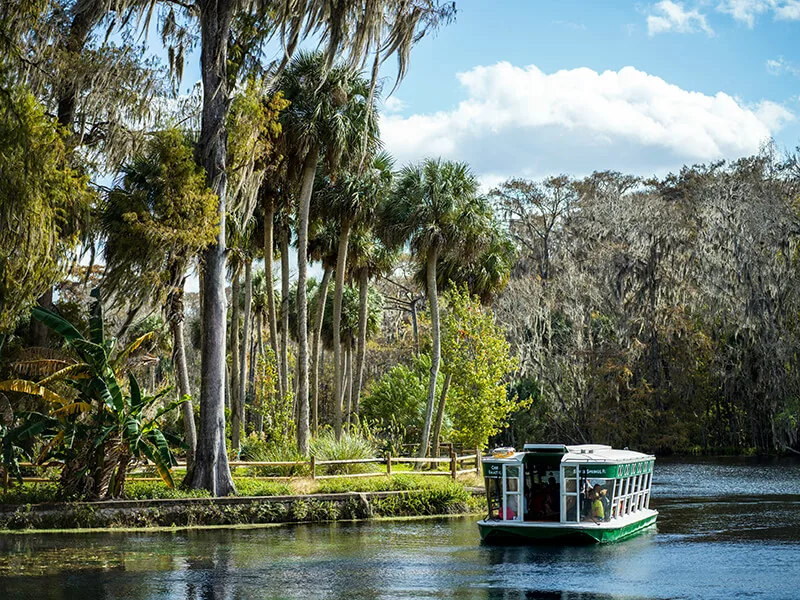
[521,453,561,522]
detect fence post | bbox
[450,451,457,480]
[476,448,482,476]
[311,456,316,480]
[386,453,392,477]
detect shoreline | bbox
[0,488,485,533]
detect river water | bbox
[1,457,799,600]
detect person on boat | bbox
[594,484,610,521]
[591,489,605,523]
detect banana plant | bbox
[0,289,185,499]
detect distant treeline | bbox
[492,150,800,454]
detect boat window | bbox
[502,464,523,521]
[486,477,502,520]
[561,465,579,523]
[581,478,612,522]
[616,476,630,517]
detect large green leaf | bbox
[129,373,144,413]
[90,377,120,415]
[140,441,175,488]
[70,339,108,369]
[0,379,70,405]
[31,307,86,343]
[104,369,125,414]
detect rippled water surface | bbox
[1,457,799,600]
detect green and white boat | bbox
[478,443,657,544]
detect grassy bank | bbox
[0,475,484,531]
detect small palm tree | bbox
[381,158,483,458]
[315,151,392,437]
[0,291,184,499]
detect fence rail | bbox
[4,450,483,491]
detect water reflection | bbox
[1,458,799,600]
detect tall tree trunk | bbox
[353,268,369,419]
[280,222,290,404]
[312,265,333,434]
[432,372,451,458]
[30,288,54,347]
[419,245,441,458]
[345,340,353,426]
[247,313,257,431]
[230,263,241,452]
[255,311,265,433]
[169,287,197,470]
[187,0,236,496]
[411,297,420,356]
[239,259,253,436]
[332,217,352,440]
[263,194,282,401]
[295,147,318,455]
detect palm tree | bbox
[314,151,388,437]
[276,51,379,453]
[261,184,283,402]
[191,0,454,492]
[381,158,482,458]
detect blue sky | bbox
[174,2,799,186]
[372,0,800,185]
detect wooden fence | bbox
[4,450,483,490]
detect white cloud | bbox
[647,1,714,36]
[755,100,795,129]
[774,0,800,19]
[717,0,800,26]
[765,56,800,76]
[383,96,407,114]
[381,62,791,183]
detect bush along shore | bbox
[0,476,484,532]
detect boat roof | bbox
[486,444,653,464]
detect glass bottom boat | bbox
[478,443,657,544]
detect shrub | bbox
[310,429,377,475]
[234,479,290,496]
[237,437,310,477]
[0,482,60,505]
[124,481,211,500]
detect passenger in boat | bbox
[594,484,610,521]
[590,487,606,523]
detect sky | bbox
[173,1,799,188]
[368,0,800,187]
[175,1,799,288]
